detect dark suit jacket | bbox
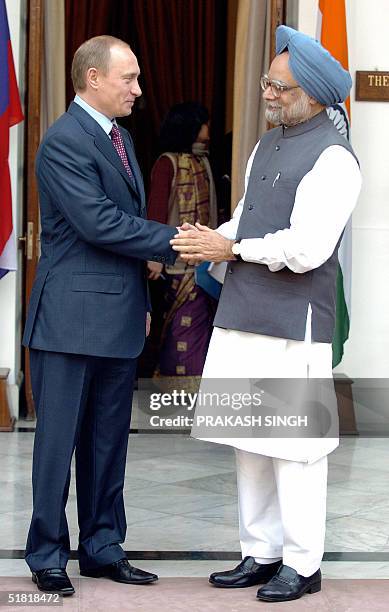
[23,102,177,358]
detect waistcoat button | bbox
[261,175,266,180]
[275,145,280,151]
[248,204,254,210]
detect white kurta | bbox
[191,143,362,462]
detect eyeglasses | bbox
[260,75,300,98]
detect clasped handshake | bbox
[170,222,236,265]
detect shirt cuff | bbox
[239,238,265,262]
[216,224,237,240]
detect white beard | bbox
[265,91,312,127]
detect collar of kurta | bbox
[281,109,328,138]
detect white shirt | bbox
[217,143,362,274]
[74,94,115,136]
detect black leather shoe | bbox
[257,564,321,602]
[80,558,158,584]
[209,556,282,588]
[32,569,75,596]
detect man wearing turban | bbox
[171,26,362,603]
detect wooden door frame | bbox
[23,0,43,417]
[270,0,287,60]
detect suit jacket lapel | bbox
[67,102,140,201]
[94,130,140,200]
[121,128,146,215]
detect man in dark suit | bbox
[23,35,178,596]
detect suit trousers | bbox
[235,448,328,577]
[25,349,137,572]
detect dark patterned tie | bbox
[110,124,135,185]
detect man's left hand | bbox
[170,222,235,264]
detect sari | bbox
[149,149,218,380]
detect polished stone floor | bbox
[1,426,389,589]
[1,576,389,612]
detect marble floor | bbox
[1,426,389,590]
[1,576,389,612]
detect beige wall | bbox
[299,0,389,379]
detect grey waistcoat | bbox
[214,111,358,343]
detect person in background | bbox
[147,102,218,379]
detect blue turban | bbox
[275,25,352,106]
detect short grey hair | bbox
[71,35,130,92]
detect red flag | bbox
[0,0,24,278]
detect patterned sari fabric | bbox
[155,153,217,378]
[174,153,211,227]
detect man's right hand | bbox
[147,261,163,280]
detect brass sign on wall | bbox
[356,71,389,101]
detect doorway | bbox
[22,0,286,413]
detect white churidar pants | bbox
[191,320,335,576]
[235,448,328,577]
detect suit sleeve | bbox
[37,132,178,264]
